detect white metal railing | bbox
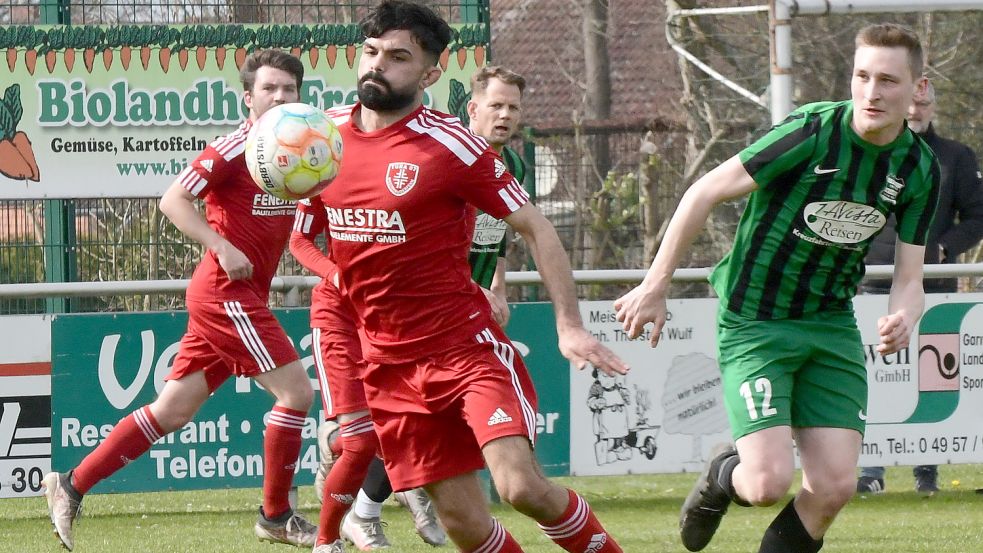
[2,264,982,300]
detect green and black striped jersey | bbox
[469,146,526,288]
[710,100,940,320]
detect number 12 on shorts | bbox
[739,377,777,421]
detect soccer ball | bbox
[245,103,343,200]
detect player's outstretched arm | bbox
[159,182,253,281]
[486,257,511,326]
[879,240,927,355]
[505,203,629,376]
[614,155,757,347]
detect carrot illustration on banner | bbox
[0,84,40,182]
[215,46,227,70]
[120,45,132,70]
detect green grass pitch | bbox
[3,467,983,552]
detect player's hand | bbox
[876,311,911,355]
[481,287,511,327]
[214,242,253,281]
[558,326,629,375]
[613,284,667,347]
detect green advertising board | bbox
[50,304,571,493]
[503,303,570,477]
[50,309,320,493]
[0,23,486,199]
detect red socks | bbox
[538,489,623,553]
[262,405,306,519]
[72,406,163,494]
[316,415,378,545]
[467,519,524,553]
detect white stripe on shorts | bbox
[311,328,334,415]
[475,328,536,443]
[223,301,276,372]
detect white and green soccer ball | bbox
[245,103,343,201]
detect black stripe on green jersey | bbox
[727,106,828,318]
[716,100,939,320]
[783,106,849,318]
[894,136,941,244]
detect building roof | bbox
[490,0,683,129]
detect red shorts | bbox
[312,283,368,418]
[363,325,539,491]
[167,297,300,392]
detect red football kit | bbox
[291,196,368,417]
[319,104,537,489]
[167,121,299,390]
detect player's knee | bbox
[494,472,552,514]
[278,380,314,412]
[437,507,494,546]
[152,405,197,433]
[740,467,794,506]
[811,472,856,512]
[341,430,379,460]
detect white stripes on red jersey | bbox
[537,493,588,539]
[176,165,208,196]
[473,519,507,553]
[174,123,249,197]
[293,209,316,235]
[134,406,163,443]
[212,122,250,160]
[223,301,277,372]
[325,105,352,126]
[498,178,530,212]
[340,415,374,438]
[406,109,489,166]
[267,408,307,431]
[474,328,536,443]
[311,327,333,415]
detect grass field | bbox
[3,466,983,552]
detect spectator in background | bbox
[857,80,983,496]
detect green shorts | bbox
[717,307,867,440]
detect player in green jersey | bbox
[467,65,528,326]
[614,23,939,553]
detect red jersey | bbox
[319,104,529,363]
[177,121,295,302]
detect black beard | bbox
[357,77,416,112]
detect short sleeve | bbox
[739,105,823,189]
[453,149,529,220]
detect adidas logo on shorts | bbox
[487,408,513,426]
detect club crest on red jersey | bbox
[386,162,420,196]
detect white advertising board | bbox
[0,315,52,498]
[573,295,983,475]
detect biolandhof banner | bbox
[0,24,487,199]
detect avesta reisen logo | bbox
[245,103,343,201]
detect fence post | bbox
[40,0,70,24]
[42,199,76,313]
